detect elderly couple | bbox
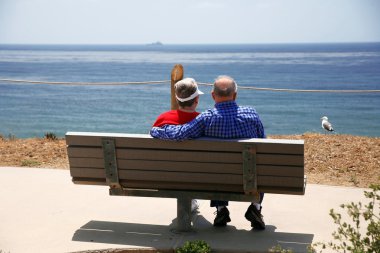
[150,75,265,230]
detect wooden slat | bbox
[72,178,244,192]
[257,165,304,177]
[112,188,257,202]
[258,175,305,188]
[70,163,303,179]
[118,160,241,174]
[68,147,242,163]
[70,168,104,178]
[68,147,103,158]
[258,186,305,195]
[69,158,242,173]
[122,171,242,184]
[68,146,304,167]
[69,157,104,169]
[254,142,303,155]
[71,168,242,185]
[72,177,106,185]
[66,132,304,154]
[257,154,304,166]
[68,152,303,170]
[71,167,304,189]
[117,149,242,163]
[72,178,305,194]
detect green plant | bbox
[349,175,359,187]
[313,184,380,253]
[21,159,41,167]
[176,240,211,253]
[269,245,294,253]
[44,132,58,140]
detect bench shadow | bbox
[73,215,314,252]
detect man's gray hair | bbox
[213,75,238,97]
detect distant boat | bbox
[147,41,163,46]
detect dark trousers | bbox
[210,192,264,207]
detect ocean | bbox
[0,43,379,138]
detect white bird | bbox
[321,116,334,133]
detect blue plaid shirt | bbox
[150,101,265,141]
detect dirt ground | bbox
[0,133,379,188]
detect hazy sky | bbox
[0,0,379,44]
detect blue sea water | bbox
[0,43,379,138]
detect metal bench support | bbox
[243,145,257,194]
[102,138,122,189]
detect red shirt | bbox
[153,110,200,127]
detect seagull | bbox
[321,116,334,133]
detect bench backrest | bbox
[66,132,305,195]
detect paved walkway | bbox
[0,167,368,253]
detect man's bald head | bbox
[212,75,237,102]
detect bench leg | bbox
[177,196,192,232]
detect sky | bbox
[0,0,379,44]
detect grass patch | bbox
[21,159,41,167]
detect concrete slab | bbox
[0,167,369,253]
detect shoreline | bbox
[0,132,379,188]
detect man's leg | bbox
[210,200,231,226]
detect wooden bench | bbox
[66,131,306,231]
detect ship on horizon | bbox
[146,41,163,46]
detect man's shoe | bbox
[213,207,231,227]
[245,204,265,230]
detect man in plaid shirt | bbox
[150,75,266,229]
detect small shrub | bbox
[313,184,380,252]
[44,132,58,140]
[269,245,294,253]
[176,240,211,253]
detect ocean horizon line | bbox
[1,41,380,47]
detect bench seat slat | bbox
[72,178,305,195]
[257,165,304,177]
[68,151,303,169]
[258,175,305,188]
[72,178,244,192]
[69,158,241,174]
[71,168,242,184]
[70,163,304,178]
[66,132,304,154]
[68,147,242,163]
[70,165,304,178]
[70,168,304,189]
[69,162,303,177]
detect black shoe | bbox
[213,207,231,227]
[245,204,265,230]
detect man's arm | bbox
[150,116,205,141]
[254,111,267,138]
[257,117,266,138]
